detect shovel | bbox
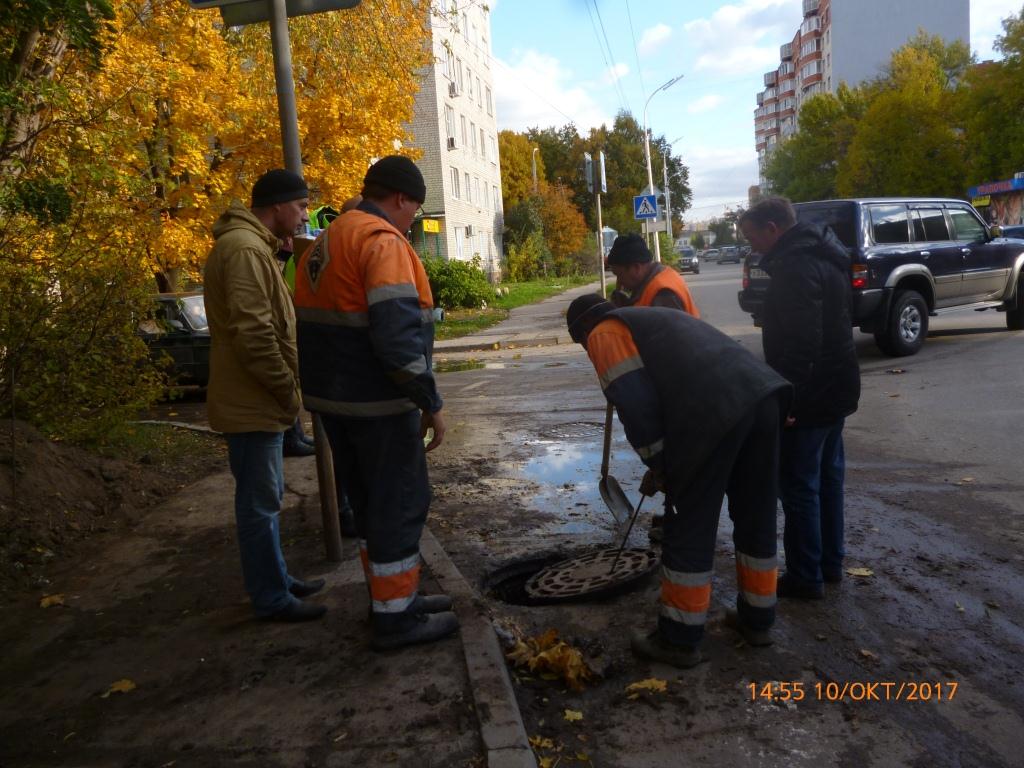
[598,402,633,524]
[607,494,647,574]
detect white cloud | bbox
[684,0,801,77]
[971,0,1021,60]
[602,62,630,84]
[493,50,612,131]
[687,94,724,115]
[638,23,673,56]
[679,145,758,220]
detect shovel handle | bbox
[608,494,645,575]
[600,402,613,478]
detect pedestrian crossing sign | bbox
[634,194,658,220]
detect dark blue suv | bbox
[738,198,1024,356]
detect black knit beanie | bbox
[363,155,427,204]
[566,294,614,343]
[251,169,309,208]
[607,233,653,265]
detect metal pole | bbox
[663,158,672,248]
[269,0,302,173]
[596,192,606,297]
[642,74,684,264]
[531,147,539,194]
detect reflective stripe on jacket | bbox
[293,206,442,417]
[631,264,700,316]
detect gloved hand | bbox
[639,469,665,497]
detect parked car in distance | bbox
[719,245,741,264]
[676,246,700,274]
[737,198,1024,356]
[703,248,720,262]
[139,292,211,386]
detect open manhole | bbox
[540,421,605,440]
[485,547,658,606]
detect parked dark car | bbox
[738,198,1024,356]
[676,246,700,274]
[718,245,741,264]
[139,292,211,385]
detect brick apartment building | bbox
[754,0,969,190]
[407,0,504,280]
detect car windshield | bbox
[795,203,857,248]
[179,295,208,331]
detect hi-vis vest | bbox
[633,264,700,317]
[292,209,442,417]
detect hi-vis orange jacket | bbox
[292,204,442,418]
[626,263,700,316]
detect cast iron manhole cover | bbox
[541,422,605,440]
[524,547,658,601]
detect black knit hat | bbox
[251,169,309,208]
[607,233,653,265]
[363,155,426,204]
[566,294,614,343]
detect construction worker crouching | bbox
[566,295,791,668]
[292,156,457,651]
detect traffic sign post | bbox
[634,194,658,220]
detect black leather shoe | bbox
[283,440,315,457]
[777,573,824,600]
[265,600,326,622]
[289,578,326,598]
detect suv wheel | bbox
[876,289,928,356]
[1007,278,1024,330]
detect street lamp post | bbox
[531,146,539,194]
[642,74,684,262]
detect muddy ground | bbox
[428,346,1024,768]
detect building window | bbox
[465,171,471,203]
[450,167,460,199]
[444,105,455,139]
[442,45,453,80]
[489,135,497,164]
[455,227,465,260]
[461,115,467,147]
[462,12,469,39]
[475,76,481,105]
[455,57,463,91]
[474,177,481,206]
[470,121,477,155]
[480,128,486,158]
[482,35,489,67]
[485,86,493,116]
[493,185,501,212]
[467,68,474,101]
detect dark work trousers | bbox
[658,394,781,647]
[320,410,430,629]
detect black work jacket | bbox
[760,223,860,427]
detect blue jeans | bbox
[226,431,296,616]
[779,420,846,588]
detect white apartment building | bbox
[407,0,503,280]
[754,0,969,189]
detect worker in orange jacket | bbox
[607,233,699,316]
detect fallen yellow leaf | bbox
[860,649,878,661]
[955,601,965,612]
[529,736,555,750]
[563,709,583,722]
[576,752,590,761]
[101,679,136,698]
[39,594,65,608]
[845,567,874,578]
[507,629,596,691]
[625,677,668,695]
[538,759,555,768]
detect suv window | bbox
[948,207,986,243]
[912,208,950,241]
[869,204,910,244]
[795,203,857,248]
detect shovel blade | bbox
[599,475,633,524]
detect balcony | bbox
[764,71,777,87]
[757,92,764,106]
[779,62,794,76]
[800,16,821,35]
[778,78,796,96]
[780,42,793,60]
[803,0,819,15]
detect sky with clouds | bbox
[488,0,1022,222]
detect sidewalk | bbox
[433,280,604,354]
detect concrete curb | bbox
[419,527,538,768]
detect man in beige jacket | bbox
[204,169,326,622]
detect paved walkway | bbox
[433,280,604,353]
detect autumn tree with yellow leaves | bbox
[1,0,431,439]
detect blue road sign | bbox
[634,194,658,220]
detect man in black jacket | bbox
[739,197,860,600]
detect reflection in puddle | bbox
[434,359,509,373]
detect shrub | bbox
[505,231,549,282]
[423,256,494,309]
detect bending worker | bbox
[607,232,699,315]
[566,295,790,668]
[292,156,457,652]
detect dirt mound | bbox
[0,420,222,600]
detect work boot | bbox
[776,573,824,600]
[724,608,773,647]
[365,593,453,620]
[371,610,460,652]
[289,577,326,598]
[630,629,702,669]
[264,599,326,623]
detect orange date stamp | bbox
[748,680,959,703]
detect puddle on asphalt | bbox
[433,359,509,373]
